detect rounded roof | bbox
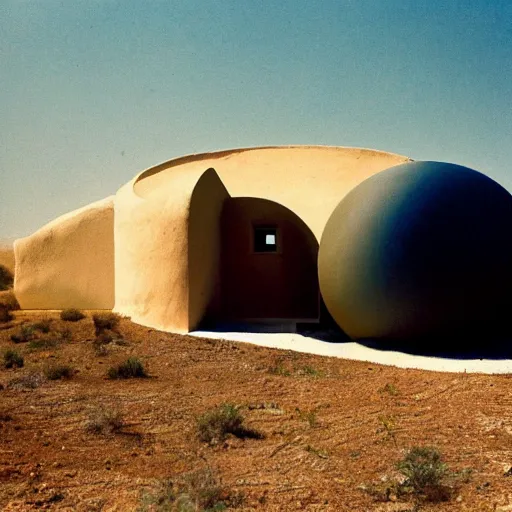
[129,145,411,240]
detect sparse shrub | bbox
[85,406,124,435]
[0,290,20,310]
[298,365,324,378]
[378,414,398,446]
[296,407,318,427]
[32,318,52,333]
[0,265,13,291]
[44,364,74,380]
[7,371,46,389]
[140,468,240,512]
[93,340,109,357]
[197,403,263,445]
[96,331,114,345]
[28,338,58,351]
[0,289,19,322]
[3,349,24,368]
[10,324,35,343]
[107,357,147,379]
[93,331,119,356]
[60,308,85,322]
[176,468,227,511]
[0,304,13,323]
[380,383,399,396]
[268,363,291,376]
[59,327,72,341]
[93,312,120,335]
[397,446,450,501]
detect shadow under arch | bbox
[213,197,320,327]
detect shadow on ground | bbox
[354,336,512,360]
[202,320,512,361]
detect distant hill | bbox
[0,245,15,274]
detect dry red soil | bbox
[1,312,512,511]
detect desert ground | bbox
[1,309,512,511]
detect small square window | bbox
[254,227,278,253]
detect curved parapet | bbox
[114,167,229,332]
[14,196,115,309]
[133,146,411,241]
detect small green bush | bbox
[3,349,24,368]
[397,446,450,500]
[60,308,85,322]
[139,468,241,512]
[28,338,58,351]
[197,403,263,445]
[0,265,13,291]
[85,406,124,435]
[380,383,399,396]
[107,357,147,379]
[10,324,36,343]
[93,312,120,335]
[0,290,20,310]
[44,364,74,380]
[32,318,52,333]
[0,292,22,321]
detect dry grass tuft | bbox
[43,364,74,380]
[107,357,147,379]
[60,309,86,322]
[0,265,13,291]
[7,371,46,390]
[3,349,24,368]
[197,403,264,445]
[85,406,125,435]
[93,312,121,335]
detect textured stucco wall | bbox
[14,145,411,334]
[114,167,228,332]
[134,146,411,241]
[14,197,115,309]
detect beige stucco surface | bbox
[114,168,228,332]
[14,196,115,309]
[115,146,409,331]
[14,145,411,332]
[134,146,411,241]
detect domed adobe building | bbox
[13,146,512,342]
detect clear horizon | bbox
[2,0,511,241]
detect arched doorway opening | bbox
[219,197,319,324]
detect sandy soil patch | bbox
[1,312,512,510]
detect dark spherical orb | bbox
[318,161,512,344]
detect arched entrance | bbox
[219,197,319,322]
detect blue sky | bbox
[1,0,511,240]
